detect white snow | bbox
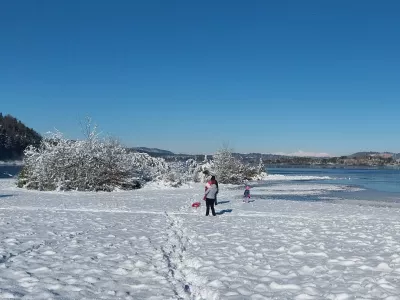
[262,174,333,181]
[0,161,23,166]
[1,178,400,299]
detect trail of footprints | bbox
[149,212,216,300]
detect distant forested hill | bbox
[0,113,41,160]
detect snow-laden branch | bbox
[18,129,170,191]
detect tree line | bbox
[0,113,42,161]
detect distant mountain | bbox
[129,147,175,156]
[0,113,42,161]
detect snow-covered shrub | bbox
[183,157,214,183]
[212,148,267,184]
[17,126,170,191]
[162,171,183,187]
[129,152,169,182]
[185,159,198,176]
[162,150,266,185]
[253,157,268,180]
[212,147,244,184]
[194,161,214,183]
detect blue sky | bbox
[1,0,399,155]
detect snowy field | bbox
[1,177,400,299]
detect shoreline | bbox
[267,164,400,170]
[0,161,24,166]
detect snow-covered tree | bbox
[253,156,268,180]
[129,151,169,182]
[184,158,213,183]
[212,147,267,184]
[257,157,265,174]
[17,122,171,191]
[212,147,244,184]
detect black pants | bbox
[205,198,216,216]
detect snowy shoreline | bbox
[1,178,400,299]
[0,160,23,166]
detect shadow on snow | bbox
[216,209,233,215]
[216,200,230,205]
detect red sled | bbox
[191,202,201,208]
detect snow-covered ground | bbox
[1,177,400,299]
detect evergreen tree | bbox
[0,113,41,160]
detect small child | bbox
[243,186,251,203]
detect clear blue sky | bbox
[1,0,399,155]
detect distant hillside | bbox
[129,147,175,157]
[127,147,400,167]
[0,113,42,160]
[349,151,399,159]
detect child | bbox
[243,186,251,203]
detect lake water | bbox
[264,166,400,203]
[0,165,22,178]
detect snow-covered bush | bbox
[182,157,213,183]
[212,148,267,184]
[129,151,169,182]
[162,170,183,187]
[253,157,268,180]
[17,126,170,191]
[163,150,267,185]
[213,147,240,183]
